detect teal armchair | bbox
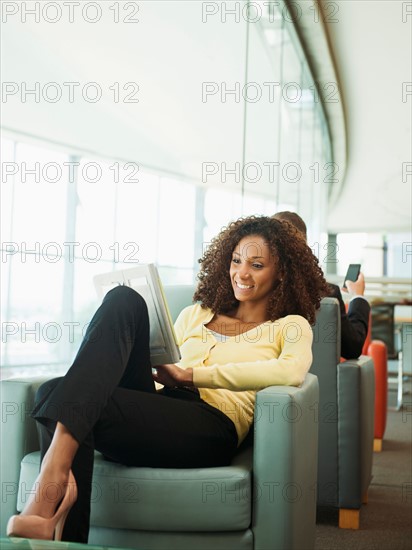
[1,285,319,549]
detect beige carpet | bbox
[315,390,412,550]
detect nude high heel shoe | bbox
[7,470,77,541]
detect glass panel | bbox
[1,138,15,243]
[242,0,331,242]
[157,177,196,270]
[75,158,116,260]
[387,233,412,277]
[243,9,283,205]
[115,170,160,265]
[204,188,243,245]
[278,31,304,212]
[4,254,65,366]
[2,141,70,368]
[12,142,68,245]
[158,266,195,285]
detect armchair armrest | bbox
[0,376,49,535]
[337,355,375,508]
[252,373,319,550]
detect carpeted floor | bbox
[315,384,412,550]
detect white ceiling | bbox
[321,0,412,233]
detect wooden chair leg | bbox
[339,508,360,529]
[362,491,368,504]
[374,438,383,452]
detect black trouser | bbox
[31,286,238,543]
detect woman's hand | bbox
[152,364,194,387]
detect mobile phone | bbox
[343,264,361,288]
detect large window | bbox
[1,1,333,374]
[1,140,201,371]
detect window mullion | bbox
[60,154,79,365]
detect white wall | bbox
[323,0,412,233]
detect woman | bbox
[7,215,328,543]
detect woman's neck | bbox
[229,301,269,324]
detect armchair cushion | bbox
[19,448,253,532]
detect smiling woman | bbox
[7,215,328,545]
[194,215,328,324]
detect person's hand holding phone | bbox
[343,264,361,288]
[343,271,365,296]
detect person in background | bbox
[273,211,370,359]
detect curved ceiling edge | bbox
[284,0,347,206]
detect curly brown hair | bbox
[193,215,329,324]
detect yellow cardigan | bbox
[174,304,313,444]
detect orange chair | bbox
[363,315,388,451]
